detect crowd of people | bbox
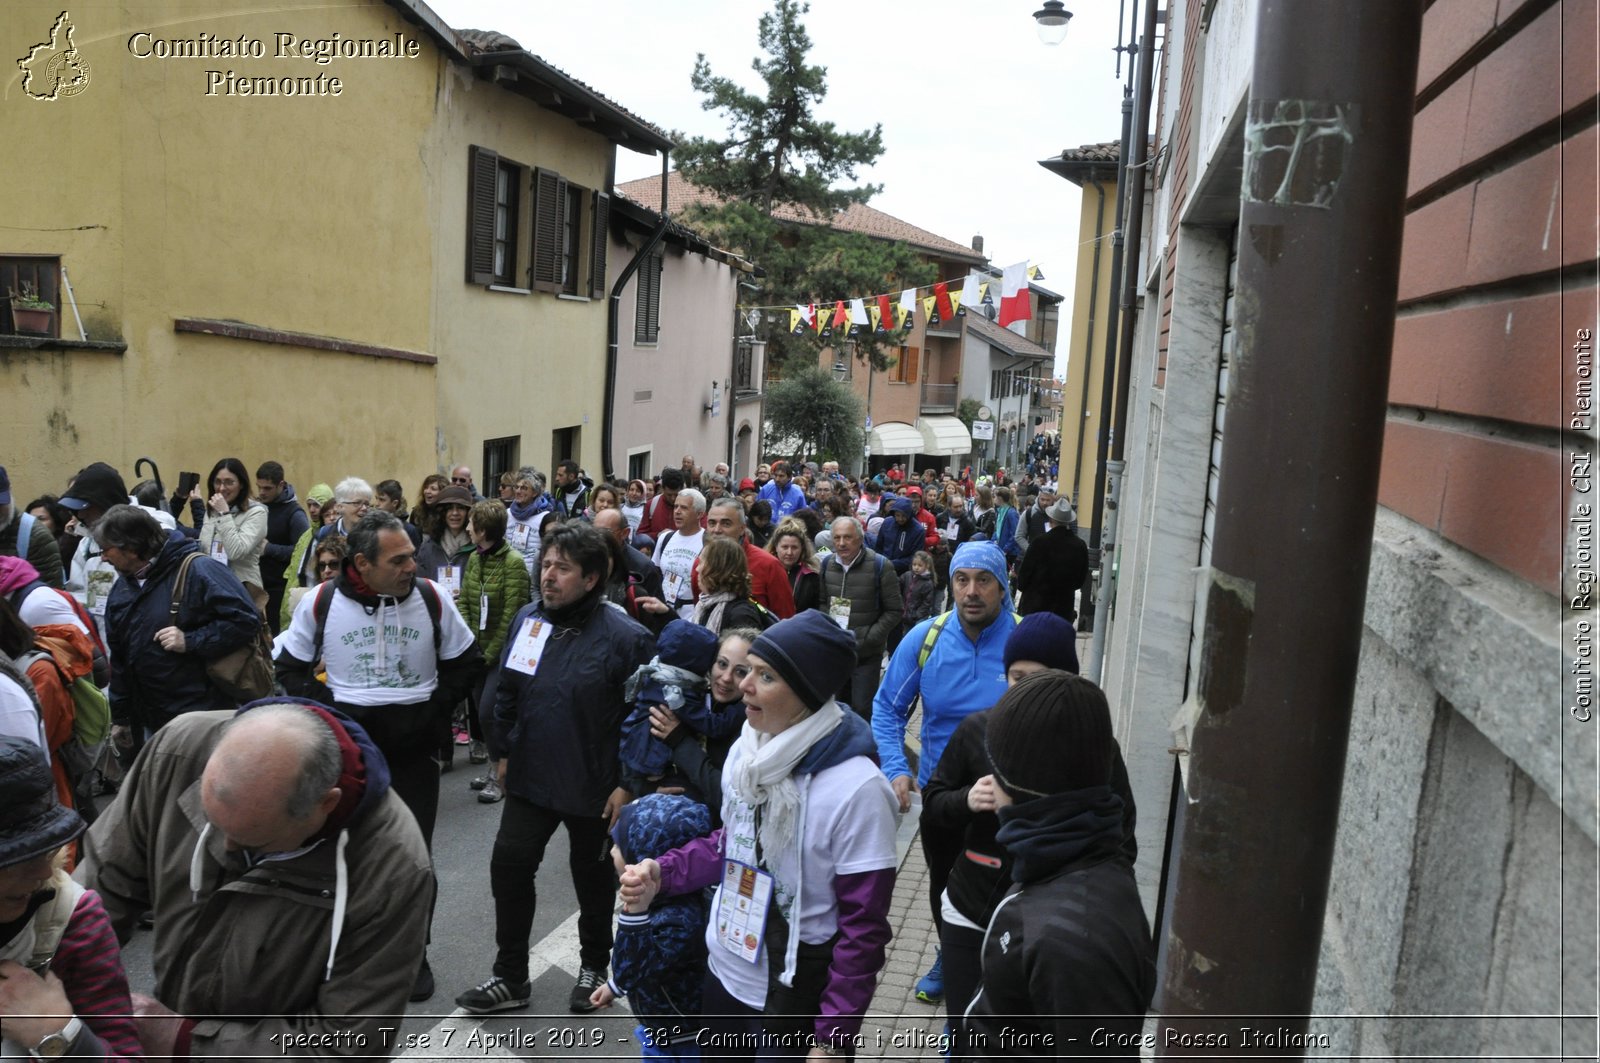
[0,450,1151,1061]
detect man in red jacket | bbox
[636,468,685,546]
[904,486,940,550]
[689,498,796,618]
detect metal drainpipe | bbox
[1157,1,1423,1050]
[1080,44,1137,637]
[603,155,671,481]
[1085,0,1158,683]
[1070,175,1107,512]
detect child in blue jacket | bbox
[590,793,713,1058]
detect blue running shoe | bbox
[914,950,944,1003]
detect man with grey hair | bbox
[649,487,706,620]
[691,497,796,618]
[80,700,432,1059]
[820,513,903,718]
[98,504,260,758]
[275,509,481,1001]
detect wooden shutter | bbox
[466,146,498,285]
[531,167,566,292]
[589,191,610,298]
[635,249,661,343]
[903,345,920,384]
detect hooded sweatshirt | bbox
[77,701,433,1062]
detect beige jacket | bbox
[77,709,433,1060]
[198,501,268,590]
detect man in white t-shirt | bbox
[649,488,706,620]
[275,508,481,1003]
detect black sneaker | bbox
[410,958,435,1003]
[456,975,532,1014]
[569,967,607,1013]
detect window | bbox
[889,345,919,384]
[2,255,61,338]
[483,436,519,486]
[628,450,652,483]
[532,169,609,297]
[734,342,757,391]
[634,248,662,343]
[552,426,580,471]
[466,147,525,287]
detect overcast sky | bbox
[428,0,1137,378]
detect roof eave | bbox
[471,49,674,155]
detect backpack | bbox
[8,581,109,686]
[15,647,108,820]
[745,596,777,630]
[976,508,997,539]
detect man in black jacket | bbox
[593,508,666,632]
[99,505,260,755]
[254,461,308,635]
[455,523,652,1019]
[1014,497,1089,622]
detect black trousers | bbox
[920,821,963,932]
[491,794,617,978]
[834,659,880,722]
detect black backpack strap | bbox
[418,579,444,652]
[7,580,45,612]
[310,581,335,664]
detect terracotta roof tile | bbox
[615,172,987,264]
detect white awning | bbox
[868,421,923,455]
[918,415,972,455]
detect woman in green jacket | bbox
[460,499,532,802]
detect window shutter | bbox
[531,167,566,292]
[589,191,610,298]
[635,249,661,344]
[466,146,498,285]
[904,345,920,384]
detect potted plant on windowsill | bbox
[8,282,56,335]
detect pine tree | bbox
[674,0,934,370]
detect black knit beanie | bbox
[985,670,1113,798]
[748,609,858,712]
[1003,612,1080,673]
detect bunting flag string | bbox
[760,263,1044,336]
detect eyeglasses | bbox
[339,499,370,508]
[451,477,470,485]
[317,559,341,571]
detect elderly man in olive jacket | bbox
[819,515,903,720]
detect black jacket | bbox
[260,484,310,589]
[1015,525,1089,621]
[606,543,667,634]
[963,790,1155,1060]
[106,533,261,732]
[494,592,654,817]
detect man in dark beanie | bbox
[961,670,1155,1059]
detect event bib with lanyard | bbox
[715,801,775,964]
[504,617,552,676]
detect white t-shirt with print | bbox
[651,528,705,619]
[276,578,476,707]
[704,746,898,1008]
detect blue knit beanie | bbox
[748,609,858,711]
[1003,612,1080,673]
[950,541,1009,594]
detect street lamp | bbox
[1033,0,1073,45]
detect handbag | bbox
[170,553,276,704]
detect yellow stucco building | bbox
[1041,142,1122,528]
[1,0,670,501]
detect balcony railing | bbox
[921,381,958,411]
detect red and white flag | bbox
[998,261,1031,332]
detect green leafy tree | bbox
[955,397,983,432]
[764,364,864,466]
[675,0,934,371]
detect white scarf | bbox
[692,591,738,635]
[728,699,844,857]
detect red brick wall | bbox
[1380,0,1596,595]
[1154,0,1207,391]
